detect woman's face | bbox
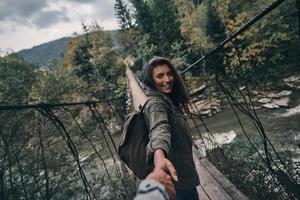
[152,64,175,94]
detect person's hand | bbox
[153,149,178,182]
[146,170,176,199]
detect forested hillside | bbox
[17,37,70,66]
[1,0,299,199]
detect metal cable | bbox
[38,108,97,200]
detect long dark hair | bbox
[143,56,189,108]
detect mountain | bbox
[16,30,121,67]
[17,37,70,66]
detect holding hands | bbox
[152,149,178,199]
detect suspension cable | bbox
[0,98,122,111]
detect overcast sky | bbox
[0,0,120,55]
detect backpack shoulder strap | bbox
[138,98,154,112]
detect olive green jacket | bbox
[143,87,200,190]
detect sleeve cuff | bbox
[146,142,170,165]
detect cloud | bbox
[67,0,98,3]
[94,0,116,19]
[0,0,48,21]
[0,0,117,28]
[0,0,120,52]
[32,10,70,28]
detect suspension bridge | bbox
[1,0,299,199]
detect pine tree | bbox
[114,0,134,29]
[130,0,182,55]
[148,0,182,54]
[130,0,153,34]
[72,36,94,83]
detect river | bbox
[195,91,300,162]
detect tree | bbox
[176,0,213,52]
[114,0,134,29]
[0,55,36,104]
[130,0,153,34]
[209,0,300,86]
[29,64,76,103]
[149,0,182,55]
[175,0,222,71]
[63,23,127,100]
[129,0,182,55]
[72,37,94,83]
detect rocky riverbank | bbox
[190,75,300,117]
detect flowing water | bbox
[195,91,300,161]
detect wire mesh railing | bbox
[0,100,135,200]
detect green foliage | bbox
[0,55,36,104]
[147,0,182,55]
[128,0,182,55]
[216,0,300,86]
[29,65,76,103]
[130,0,153,34]
[63,24,127,100]
[134,34,158,67]
[205,0,225,43]
[170,41,190,71]
[72,36,94,83]
[175,0,218,62]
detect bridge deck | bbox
[193,150,249,200]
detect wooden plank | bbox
[197,185,211,200]
[200,157,249,200]
[194,153,234,200]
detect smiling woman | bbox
[142,56,200,200]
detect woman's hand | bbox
[153,149,178,182]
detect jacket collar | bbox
[144,86,174,107]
